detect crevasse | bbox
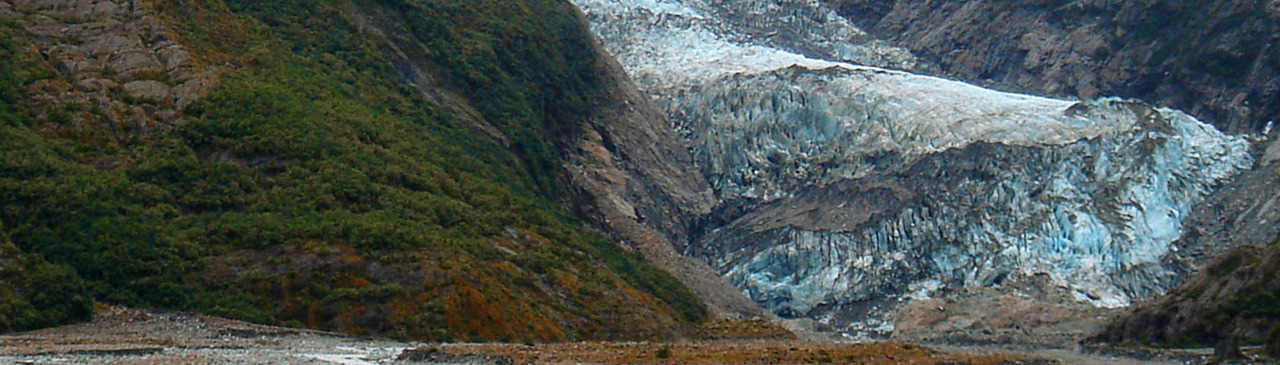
[570,0,1254,333]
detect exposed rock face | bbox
[827,0,1280,134]
[1,0,215,142]
[572,0,1253,337]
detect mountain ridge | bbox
[827,0,1280,134]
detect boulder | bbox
[122,80,170,102]
[108,49,162,75]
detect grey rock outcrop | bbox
[558,5,778,322]
[1,0,215,142]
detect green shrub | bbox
[656,344,673,359]
[17,262,93,330]
[0,227,92,333]
[1266,327,1280,359]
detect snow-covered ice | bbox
[570,0,1254,333]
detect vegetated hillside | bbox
[0,0,708,341]
[827,0,1280,134]
[0,221,91,332]
[1090,240,1280,357]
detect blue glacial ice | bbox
[569,0,1254,329]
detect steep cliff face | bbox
[556,30,774,321]
[827,0,1280,134]
[342,0,769,322]
[572,0,1253,337]
[0,0,714,341]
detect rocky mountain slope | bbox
[572,0,1254,339]
[1090,240,1280,359]
[827,0,1280,134]
[0,0,727,342]
[1168,139,1280,271]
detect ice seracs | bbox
[570,0,1254,335]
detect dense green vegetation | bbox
[0,0,705,340]
[0,222,92,332]
[0,20,94,332]
[374,0,597,195]
[0,22,18,123]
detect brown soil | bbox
[892,273,1115,349]
[0,306,1078,364]
[410,341,1051,365]
[11,306,1224,364]
[692,319,797,341]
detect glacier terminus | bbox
[570,0,1255,336]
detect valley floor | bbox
[0,307,1202,364]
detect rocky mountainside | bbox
[1090,240,1280,358]
[347,0,769,322]
[1,0,213,143]
[827,0,1280,135]
[572,0,1254,339]
[0,0,727,342]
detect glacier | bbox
[570,0,1254,334]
